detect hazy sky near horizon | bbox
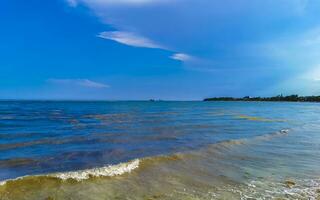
[1,0,320,100]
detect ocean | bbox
[0,101,319,199]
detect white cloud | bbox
[98,31,165,49]
[98,32,197,63]
[68,0,163,7]
[170,53,192,62]
[48,79,110,89]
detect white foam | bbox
[0,159,140,185]
[0,175,27,186]
[51,159,140,181]
[240,178,320,200]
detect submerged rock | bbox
[284,180,296,188]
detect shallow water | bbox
[0,101,319,199]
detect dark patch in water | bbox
[0,158,37,168]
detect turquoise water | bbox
[0,101,319,199]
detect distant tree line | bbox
[204,95,320,102]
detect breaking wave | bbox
[52,159,140,181]
[0,129,290,187]
[0,159,140,186]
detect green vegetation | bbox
[204,95,320,102]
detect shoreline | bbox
[204,100,320,103]
[204,95,320,103]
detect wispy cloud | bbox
[99,32,197,63]
[67,0,164,7]
[98,31,165,49]
[170,53,193,62]
[48,79,110,89]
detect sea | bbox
[0,101,319,199]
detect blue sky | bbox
[1,0,320,100]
